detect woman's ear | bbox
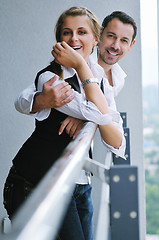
[93,38,98,47]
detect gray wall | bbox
[0,0,145,239]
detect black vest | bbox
[13,64,81,185]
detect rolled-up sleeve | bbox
[15,83,36,114]
[14,83,51,120]
[101,112,126,159]
[56,91,113,125]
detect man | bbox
[98,11,136,94]
[15,11,137,137]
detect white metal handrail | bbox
[2,122,97,240]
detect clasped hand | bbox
[59,116,85,139]
[52,41,83,69]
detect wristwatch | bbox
[82,78,99,88]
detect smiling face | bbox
[98,18,135,67]
[60,15,98,62]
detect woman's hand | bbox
[52,41,83,69]
[59,116,85,139]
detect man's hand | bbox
[59,116,85,139]
[31,75,74,113]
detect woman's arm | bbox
[52,41,123,149]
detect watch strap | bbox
[82,78,99,88]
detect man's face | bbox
[98,18,135,66]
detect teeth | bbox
[73,47,81,50]
[108,50,118,56]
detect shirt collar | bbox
[61,65,76,79]
[111,63,127,97]
[111,63,127,82]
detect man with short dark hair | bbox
[98,11,136,90]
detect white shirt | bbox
[15,58,126,183]
[110,63,127,97]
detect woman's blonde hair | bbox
[52,6,101,79]
[55,6,101,42]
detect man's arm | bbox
[15,75,74,120]
[31,76,74,113]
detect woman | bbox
[3,6,125,240]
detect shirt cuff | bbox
[15,89,51,121]
[80,100,121,125]
[101,135,126,160]
[15,91,37,115]
[29,92,51,120]
[30,108,51,121]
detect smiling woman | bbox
[59,15,98,61]
[53,6,101,79]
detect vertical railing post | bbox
[109,165,140,240]
[110,112,139,239]
[113,112,131,165]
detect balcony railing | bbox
[2,113,140,240]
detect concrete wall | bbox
[0,0,145,239]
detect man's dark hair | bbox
[101,11,137,41]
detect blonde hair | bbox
[52,6,101,79]
[55,6,100,42]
